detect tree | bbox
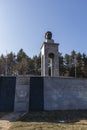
[0,49,87,78]
[32,54,41,75]
[69,50,76,77]
[64,54,71,76]
[16,49,30,75]
[17,57,29,75]
[0,55,6,75]
[82,53,87,77]
[17,49,28,62]
[76,52,83,77]
[59,52,65,76]
[6,52,16,75]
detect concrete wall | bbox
[14,75,30,111]
[0,77,16,111]
[29,77,44,111]
[0,76,87,112]
[44,77,87,110]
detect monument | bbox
[41,31,59,77]
[1,32,87,112]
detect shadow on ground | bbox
[16,110,87,123]
[1,110,87,123]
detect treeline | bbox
[59,50,87,78]
[0,49,87,78]
[0,49,41,76]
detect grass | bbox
[9,110,87,130]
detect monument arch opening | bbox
[48,53,54,76]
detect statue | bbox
[45,31,52,40]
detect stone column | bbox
[41,31,59,77]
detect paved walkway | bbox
[0,112,26,130]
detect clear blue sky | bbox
[0,0,87,57]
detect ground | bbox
[1,110,87,130]
[0,112,25,130]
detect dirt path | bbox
[0,112,26,130]
[0,120,11,130]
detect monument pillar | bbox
[41,31,59,77]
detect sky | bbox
[0,0,87,57]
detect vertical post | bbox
[5,51,7,76]
[74,55,77,78]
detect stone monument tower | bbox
[41,31,59,77]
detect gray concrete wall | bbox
[14,75,30,112]
[14,76,87,111]
[44,77,87,110]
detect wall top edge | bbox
[0,75,87,81]
[43,76,87,80]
